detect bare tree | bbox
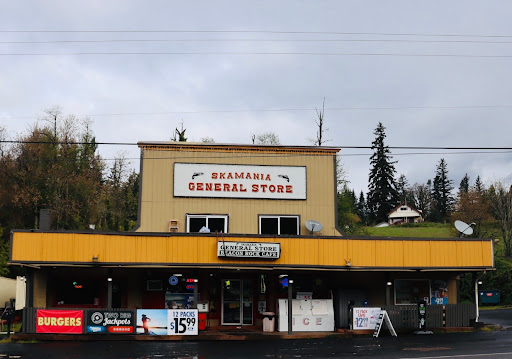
[201,137,215,143]
[309,98,331,146]
[253,132,280,145]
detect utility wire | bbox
[4,38,512,44]
[2,30,512,38]
[2,105,512,121]
[1,51,512,57]
[2,140,512,151]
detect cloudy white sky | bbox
[1,1,512,194]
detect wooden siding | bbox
[11,232,494,270]
[137,145,340,235]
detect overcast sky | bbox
[1,1,512,195]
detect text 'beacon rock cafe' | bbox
[10,142,493,336]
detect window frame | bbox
[186,214,229,233]
[258,215,300,235]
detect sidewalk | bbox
[9,325,481,342]
[11,327,360,342]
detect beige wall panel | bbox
[33,270,47,308]
[137,146,339,235]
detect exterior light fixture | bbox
[92,256,98,262]
[107,277,113,282]
[387,281,393,286]
[345,259,352,267]
[477,281,483,285]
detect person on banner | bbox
[141,314,151,334]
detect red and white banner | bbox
[36,309,83,334]
[174,163,307,200]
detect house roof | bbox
[387,203,423,217]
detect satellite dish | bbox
[454,220,475,237]
[305,220,323,234]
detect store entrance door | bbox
[222,279,253,325]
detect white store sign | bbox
[174,163,307,200]
[217,242,280,259]
[352,307,382,330]
[169,309,198,335]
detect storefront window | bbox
[55,279,100,305]
[186,214,228,233]
[394,279,431,305]
[259,215,299,235]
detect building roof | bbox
[137,141,341,154]
[387,203,423,217]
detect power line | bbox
[2,30,512,38]
[1,51,512,57]
[2,139,512,151]
[4,38,512,44]
[2,104,512,121]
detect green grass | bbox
[364,223,453,238]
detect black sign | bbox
[418,301,427,331]
[86,310,135,334]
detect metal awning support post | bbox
[107,277,113,308]
[288,279,293,335]
[475,271,486,323]
[193,279,199,309]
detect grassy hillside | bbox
[364,223,453,238]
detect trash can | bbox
[262,312,275,332]
[198,313,207,330]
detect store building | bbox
[10,142,494,332]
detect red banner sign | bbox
[36,310,83,334]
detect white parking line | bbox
[400,352,512,359]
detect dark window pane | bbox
[280,217,299,235]
[208,218,226,233]
[56,280,99,305]
[260,217,278,234]
[189,217,206,232]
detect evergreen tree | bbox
[474,175,484,193]
[459,173,470,194]
[431,158,454,222]
[337,185,362,233]
[356,191,367,225]
[367,123,398,223]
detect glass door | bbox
[222,279,253,325]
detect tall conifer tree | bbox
[431,158,454,222]
[367,122,398,223]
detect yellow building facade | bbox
[10,142,494,330]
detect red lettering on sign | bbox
[214,184,221,191]
[303,318,309,325]
[260,184,267,192]
[286,185,293,193]
[277,185,284,193]
[240,184,247,192]
[206,183,212,191]
[212,173,218,179]
[219,173,226,179]
[223,184,230,192]
[196,183,204,191]
[269,185,276,193]
[265,174,271,181]
[252,184,259,192]
[189,183,195,190]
